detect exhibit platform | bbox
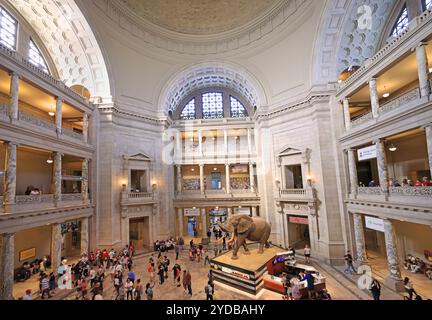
[210,243,283,295]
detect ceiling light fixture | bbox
[191,168,195,172]
[383,92,390,98]
[47,156,53,164]
[213,167,217,171]
[389,144,397,152]
[48,105,55,117]
[212,137,216,141]
[429,67,432,73]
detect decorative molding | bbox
[93,0,310,55]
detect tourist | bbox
[319,289,332,300]
[40,274,51,299]
[205,281,214,300]
[422,177,432,186]
[158,263,165,284]
[125,278,134,300]
[301,271,315,300]
[134,279,143,300]
[196,246,201,263]
[22,289,33,300]
[148,260,155,282]
[208,269,214,285]
[368,180,376,187]
[113,271,122,296]
[370,278,381,300]
[344,250,356,274]
[49,272,56,292]
[204,248,210,266]
[207,228,212,239]
[175,264,182,287]
[304,244,311,264]
[404,277,418,300]
[145,282,155,300]
[291,282,301,300]
[128,268,135,283]
[183,270,192,296]
[175,243,181,260]
[282,275,291,300]
[91,282,102,300]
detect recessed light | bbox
[213,168,217,171]
[383,93,390,98]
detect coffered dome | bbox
[120,0,283,35]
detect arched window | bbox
[180,98,196,120]
[28,39,49,74]
[0,6,17,50]
[424,0,432,10]
[391,5,409,37]
[202,92,223,119]
[230,96,246,118]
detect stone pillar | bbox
[0,233,14,300]
[9,72,19,121]
[251,206,257,217]
[415,42,431,98]
[376,139,389,194]
[176,165,182,193]
[53,152,62,205]
[247,129,252,154]
[82,113,89,143]
[342,98,351,131]
[383,219,402,281]
[51,223,62,273]
[198,129,203,155]
[369,78,380,119]
[347,148,358,196]
[55,96,63,135]
[225,163,231,194]
[175,130,181,158]
[249,162,255,192]
[352,213,367,266]
[227,207,233,216]
[177,208,183,238]
[201,208,208,244]
[199,164,205,194]
[80,218,89,254]
[81,158,89,201]
[224,129,228,154]
[425,125,432,177]
[4,142,17,210]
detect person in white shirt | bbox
[22,289,33,300]
[304,244,311,264]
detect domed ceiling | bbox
[120,0,282,35]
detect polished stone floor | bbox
[13,243,431,300]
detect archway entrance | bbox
[129,217,150,251]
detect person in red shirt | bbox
[88,252,95,266]
[129,242,135,257]
[101,249,109,269]
[421,177,432,186]
[415,180,423,187]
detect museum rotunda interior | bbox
[0,0,432,301]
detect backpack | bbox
[205,285,213,295]
[146,287,153,297]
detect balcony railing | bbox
[127,192,153,199]
[0,104,8,120]
[15,194,54,205]
[351,112,373,128]
[61,193,84,201]
[279,188,313,199]
[18,109,57,131]
[389,186,432,197]
[379,88,420,115]
[357,187,383,196]
[62,127,84,141]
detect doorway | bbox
[287,215,310,249]
[129,217,150,251]
[187,217,197,237]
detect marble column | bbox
[80,218,89,254]
[9,72,19,121]
[227,207,233,216]
[81,158,89,201]
[0,233,14,300]
[425,125,432,178]
[352,213,367,266]
[369,78,380,119]
[176,165,182,193]
[199,164,205,194]
[224,129,228,154]
[225,163,231,194]
[198,129,203,155]
[4,142,17,209]
[249,162,255,192]
[383,219,402,280]
[55,96,63,135]
[177,208,183,238]
[53,152,62,205]
[201,208,208,242]
[51,223,63,273]
[247,129,252,154]
[175,130,181,158]
[82,113,89,143]
[251,206,257,217]
[415,42,431,98]
[347,148,358,195]
[342,98,351,131]
[376,139,389,194]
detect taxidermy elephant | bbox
[218,215,271,259]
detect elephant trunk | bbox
[217,221,233,234]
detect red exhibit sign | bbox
[289,216,309,225]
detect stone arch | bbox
[7,0,112,99]
[158,61,268,115]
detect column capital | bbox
[8,71,20,79]
[421,123,432,130]
[368,77,377,84]
[5,141,19,147]
[56,96,63,102]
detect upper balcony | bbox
[120,191,157,206]
[278,188,315,202]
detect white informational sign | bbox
[365,216,385,232]
[233,207,251,215]
[357,145,377,161]
[221,266,250,280]
[184,208,200,216]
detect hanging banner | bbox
[357,145,377,161]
